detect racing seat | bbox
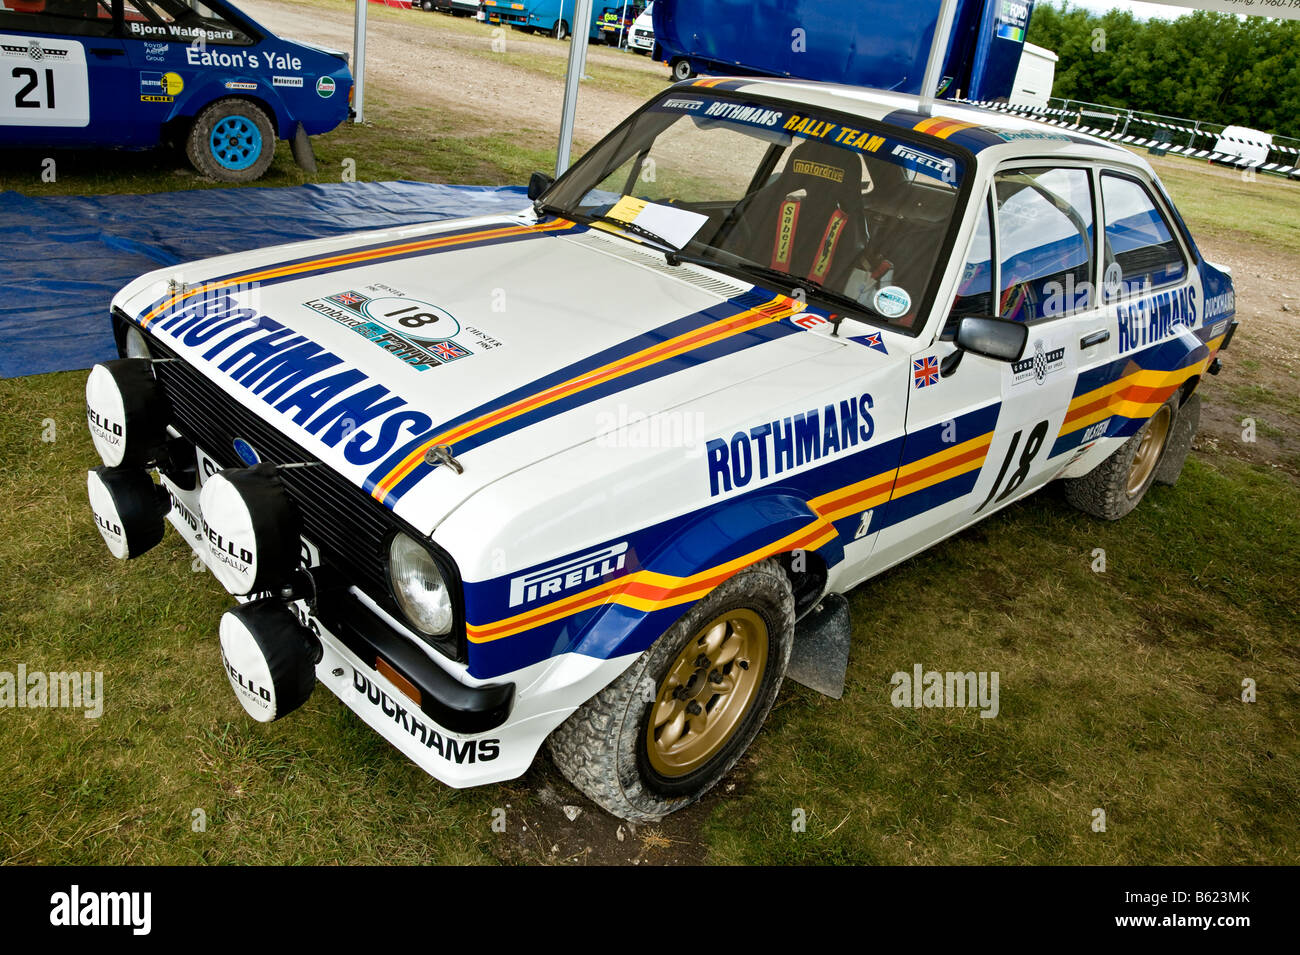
[717,139,866,289]
[858,157,953,307]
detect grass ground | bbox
[1,11,1297,864]
[3,373,1297,864]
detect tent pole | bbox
[919,0,958,115]
[555,0,594,176]
[352,0,368,123]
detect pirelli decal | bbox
[468,518,838,644]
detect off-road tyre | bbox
[186,98,276,183]
[546,558,795,822]
[1063,395,1178,520]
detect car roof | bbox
[685,77,1152,174]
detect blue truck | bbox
[0,0,353,181]
[653,0,1033,99]
[478,0,621,42]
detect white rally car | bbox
[85,79,1237,821]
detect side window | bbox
[121,0,252,46]
[950,190,994,323]
[0,0,116,38]
[994,167,1094,322]
[1100,172,1186,300]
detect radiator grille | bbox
[118,313,464,662]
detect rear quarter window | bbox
[1100,171,1187,300]
[0,1,116,37]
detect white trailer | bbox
[1009,42,1058,109]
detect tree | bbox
[1025,2,1300,140]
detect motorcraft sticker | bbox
[273,75,304,88]
[302,288,477,372]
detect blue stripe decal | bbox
[365,290,822,501]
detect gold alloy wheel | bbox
[1126,404,1173,496]
[646,608,769,778]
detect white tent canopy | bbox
[1140,0,1300,18]
[347,0,1299,163]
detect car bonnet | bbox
[111,213,896,534]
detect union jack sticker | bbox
[327,290,368,310]
[913,355,940,388]
[429,341,471,362]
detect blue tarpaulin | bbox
[0,181,528,379]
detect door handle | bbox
[1080,329,1110,349]
[89,48,125,57]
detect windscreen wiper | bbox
[585,212,680,250]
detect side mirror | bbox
[527,171,555,201]
[953,315,1028,363]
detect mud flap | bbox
[291,122,318,175]
[786,592,850,699]
[1155,393,1200,486]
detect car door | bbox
[865,186,1007,574]
[867,162,1109,572]
[973,163,1113,504]
[1048,165,1201,473]
[0,0,124,146]
[118,0,261,146]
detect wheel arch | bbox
[563,490,835,665]
[178,88,287,141]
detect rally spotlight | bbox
[85,358,170,468]
[86,466,170,559]
[198,464,303,597]
[219,599,322,722]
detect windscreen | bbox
[544,91,968,329]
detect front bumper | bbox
[160,451,634,787]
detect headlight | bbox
[388,533,454,636]
[123,325,151,360]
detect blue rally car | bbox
[0,0,353,181]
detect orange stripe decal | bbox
[372,295,801,502]
[140,219,575,327]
